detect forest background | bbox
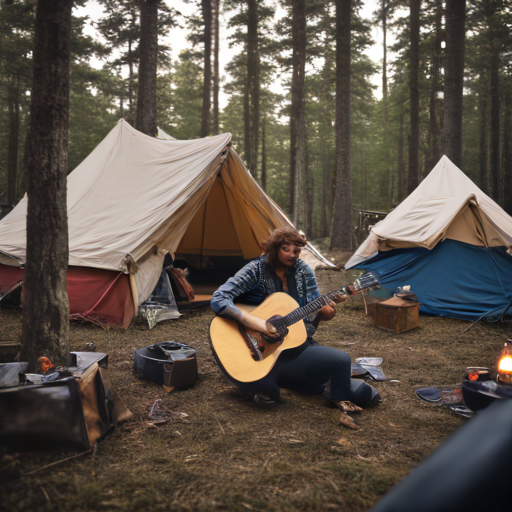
[0,0,511,248]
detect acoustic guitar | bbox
[209,272,380,383]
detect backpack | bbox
[167,266,195,302]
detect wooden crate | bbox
[366,296,420,334]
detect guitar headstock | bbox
[353,272,381,293]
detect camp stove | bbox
[497,340,512,385]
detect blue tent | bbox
[346,156,512,321]
[356,239,512,320]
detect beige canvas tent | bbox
[0,120,331,327]
[346,155,512,320]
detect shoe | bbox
[253,394,277,407]
[333,400,363,413]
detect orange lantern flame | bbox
[498,355,512,373]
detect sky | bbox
[75,0,391,106]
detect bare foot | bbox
[339,412,361,430]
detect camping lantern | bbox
[497,340,512,385]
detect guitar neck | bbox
[280,289,345,327]
[270,272,379,330]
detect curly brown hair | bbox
[262,227,307,268]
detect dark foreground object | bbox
[372,399,512,512]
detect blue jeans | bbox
[277,344,374,406]
[214,341,375,407]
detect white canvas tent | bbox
[0,120,331,327]
[346,155,512,319]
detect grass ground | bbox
[1,267,510,511]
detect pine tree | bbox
[330,0,352,250]
[136,0,160,136]
[21,0,72,370]
[441,0,466,167]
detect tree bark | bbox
[201,0,212,137]
[7,80,20,206]
[441,0,465,167]
[362,140,367,210]
[21,0,72,371]
[247,0,259,178]
[243,71,251,167]
[290,0,306,227]
[489,30,500,201]
[305,156,314,238]
[212,0,220,135]
[128,12,137,120]
[503,96,512,214]
[397,110,405,202]
[320,152,330,238]
[479,81,488,192]
[382,1,388,131]
[136,0,159,137]
[407,0,420,194]
[330,0,352,250]
[381,0,392,207]
[428,0,442,169]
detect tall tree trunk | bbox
[7,81,20,206]
[136,0,159,137]
[19,130,30,198]
[128,15,136,120]
[261,117,267,191]
[503,95,512,215]
[397,110,405,202]
[407,0,420,194]
[382,0,388,135]
[119,70,125,118]
[305,156,314,238]
[382,0,392,207]
[201,0,212,137]
[247,0,259,177]
[489,31,500,201]
[243,73,251,167]
[362,140,367,209]
[428,0,442,169]
[441,0,465,167]
[212,0,220,134]
[320,113,331,239]
[290,0,306,227]
[21,0,72,371]
[479,81,488,192]
[330,0,351,250]
[320,151,330,238]
[320,47,333,239]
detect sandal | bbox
[333,400,363,413]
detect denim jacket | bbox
[210,256,321,338]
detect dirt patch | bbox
[1,268,511,512]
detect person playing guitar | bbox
[210,227,381,429]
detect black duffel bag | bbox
[134,342,197,390]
